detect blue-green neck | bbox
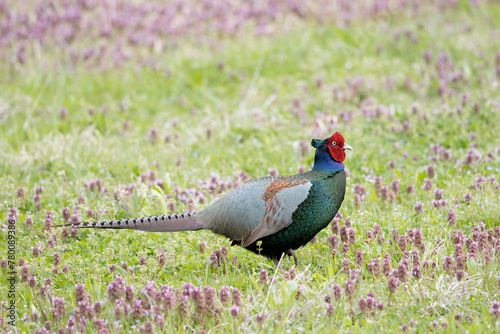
[312,146,344,172]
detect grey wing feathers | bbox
[198,175,312,246]
[197,176,274,240]
[241,181,312,247]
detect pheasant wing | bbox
[241,177,312,247]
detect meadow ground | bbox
[1,0,500,332]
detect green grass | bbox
[1,2,500,333]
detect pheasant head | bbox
[311,132,352,171]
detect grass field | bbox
[1,0,500,332]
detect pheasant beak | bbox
[343,144,353,151]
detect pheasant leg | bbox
[285,248,298,266]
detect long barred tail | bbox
[57,212,206,232]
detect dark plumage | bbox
[61,132,352,265]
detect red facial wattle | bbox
[326,132,346,163]
[329,145,346,162]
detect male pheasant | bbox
[63,132,352,265]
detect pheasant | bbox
[62,132,352,265]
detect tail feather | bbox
[57,211,205,232]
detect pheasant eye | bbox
[332,141,337,146]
